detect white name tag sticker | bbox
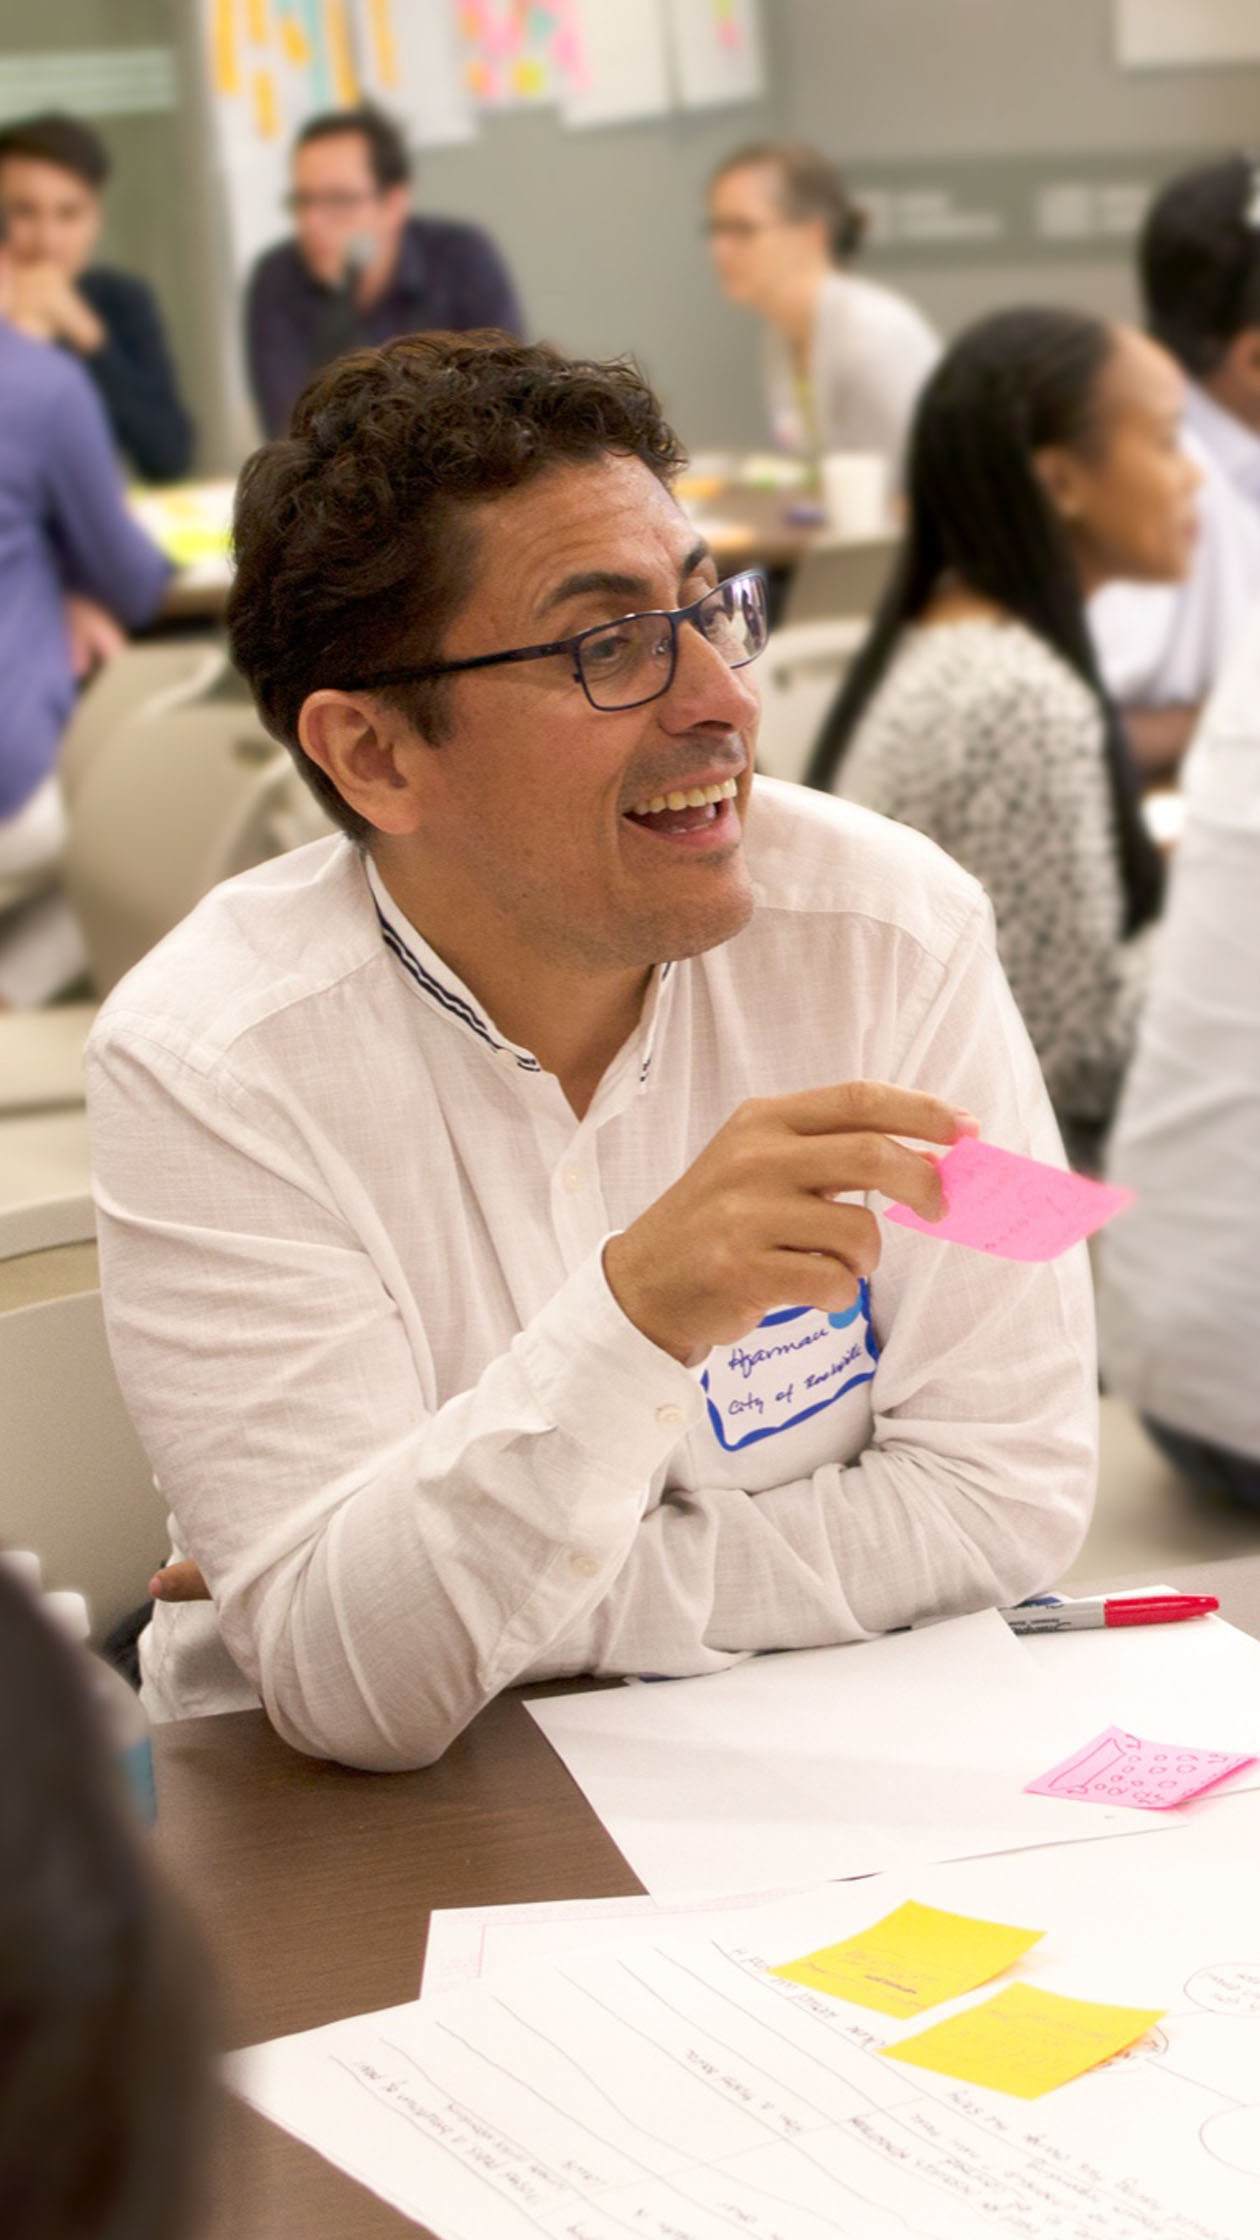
[700,1286,879,1453]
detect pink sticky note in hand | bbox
[884,1136,1133,1262]
[1026,1726,1256,1811]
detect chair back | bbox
[755,618,870,785]
[783,535,898,627]
[59,638,228,805]
[64,703,293,996]
[0,1200,163,1643]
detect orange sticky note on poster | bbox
[772,1901,1043,2020]
[884,1983,1163,2098]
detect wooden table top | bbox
[156,1553,1260,2237]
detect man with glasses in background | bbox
[86,335,1094,1771]
[245,105,521,438]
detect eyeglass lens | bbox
[577,576,768,710]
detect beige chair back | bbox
[64,703,294,996]
[59,638,228,805]
[755,618,870,786]
[783,535,898,627]
[0,1200,163,1643]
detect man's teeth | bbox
[629,777,739,816]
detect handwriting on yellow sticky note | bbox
[884,1983,1163,2098]
[772,1901,1044,2020]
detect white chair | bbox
[755,617,870,786]
[63,701,295,998]
[783,534,898,628]
[0,638,228,920]
[0,1192,164,1644]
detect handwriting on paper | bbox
[1025,1726,1256,1811]
[884,1136,1133,1261]
[885,1982,1164,2098]
[772,1900,1044,2019]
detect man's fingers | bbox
[755,1081,978,1147]
[777,1198,884,1279]
[149,1559,210,1603]
[789,1130,947,1219]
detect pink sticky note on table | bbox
[1026,1726,1255,1811]
[884,1136,1133,1262]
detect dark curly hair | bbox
[227,332,687,840]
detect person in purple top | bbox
[0,207,168,1000]
[245,105,523,440]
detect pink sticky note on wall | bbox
[1026,1726,1255,1811]
[884,1137,1133,1262]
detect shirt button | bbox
[561,1165,583,1193]
[494,1046,518,1073]
[569,1550,601,1579]
[655,1403,685,1429]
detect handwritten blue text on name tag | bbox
[700,1287,879,1452]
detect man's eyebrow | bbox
[537,542,716,620]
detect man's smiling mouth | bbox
[624,776,739,835]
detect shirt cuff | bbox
[511,1239,705,1496]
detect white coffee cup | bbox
[821,451,889,540]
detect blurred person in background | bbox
[0,111,194,485]
[1091,157,1260,781]
[0,1568,210,2239]
[246,103,523,439]
[807,308,1197,1145]
[706,141,940,475]
[1099,593,1260,1510]
[0,204,168,1006]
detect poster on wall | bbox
[454,0,587,110]
[353,0,474,143]
[1115,0,1260,67]
[201,0,360,277]
[560,0,671,130]
[668,0,764,110]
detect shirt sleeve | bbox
[245,253,310,440]
[79,275,195,484]
[86,1021,705,1771]
[546,888,1098,1682]
[36,355,170,625]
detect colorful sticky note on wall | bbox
[885,1983,1164,2098]
[772,1901,1044,2019]
[1026,1726,1255,1811]
[885,1136,1133,1261]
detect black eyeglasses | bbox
[337,569,769,713]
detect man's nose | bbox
[667,618,761,731]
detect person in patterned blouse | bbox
[807,307,1199,1139]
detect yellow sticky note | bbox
[772,1902,1043,2020]
[884,1983,1164,2099]
[252,68,279,140]
[212,0,241,94]
[279,11,311,66]
[367,0,400,88]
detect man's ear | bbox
[1221,326,1260,414]
[298,691,426,835]
[1031,443,1088,525]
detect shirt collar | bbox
[365,855,678,1091]
[1185,381,1260,502]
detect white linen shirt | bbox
[1099,597,1260,1459]
[85,781,1096,1771]
[1089,384,1260,707]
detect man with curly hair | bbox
[86,334,1095,1770]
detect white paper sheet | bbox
[667,0,765,109]
[1115,0,1260,67]
[525,1611,1177,1899]
[561,0,672,128]
[234,1789,1260,2240]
